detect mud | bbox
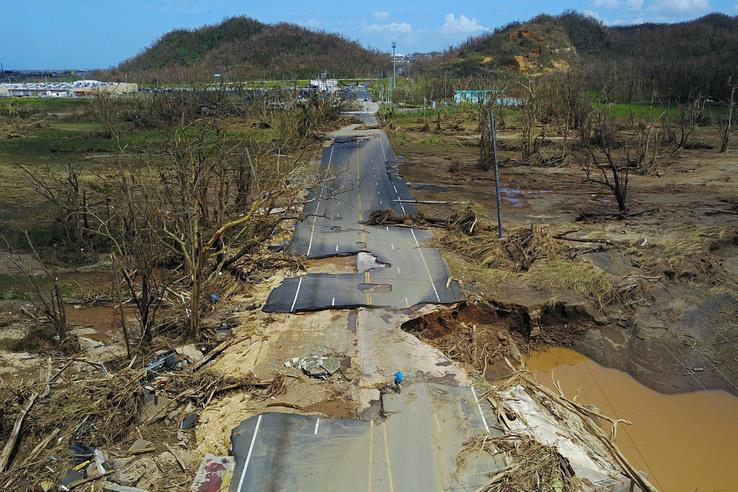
[391,121,738,398]
[527,346,738,492]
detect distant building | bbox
[309,74,338,93]
[0,80,138,98]
[454,89,521,107]
[0,86,9,98]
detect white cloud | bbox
[362,22,413,34]
[440,13,488,35]
[593,0,621,8]
[584,9,610,23]
[592,0,643,9]
[649,0,710,14]
[372,11,390,20]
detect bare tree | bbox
[16,163,87,246]
[665,94,707,155]
[584,111,631,214]
[3,232,68,343]
[715,76,736,153]
[517,77,546,160]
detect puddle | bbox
[527,346,738,491]
[66,305,138,343]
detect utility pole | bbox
[391,41,397,103]
[443,70,448,104]
[490,110,504,238]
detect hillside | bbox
[428,12,738,99]
[108,17,388,83]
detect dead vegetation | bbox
[0,342,286,489]
[457,433,577,492]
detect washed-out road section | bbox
[263,98,463,313]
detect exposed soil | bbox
[389,117,738,396]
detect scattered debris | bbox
[191,454,234,492]
[292,355,341,379]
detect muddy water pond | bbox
[527,347,738,491]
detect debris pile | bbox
[0,340,285,490]
[285,355,341,379]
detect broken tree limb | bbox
[192,336,251,372]
[0,392,39,472]
[68,469,114,489]
[552,233,613,245]
[705,208,738,216]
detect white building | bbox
[0,80,138,98]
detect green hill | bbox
[108,17,388,83]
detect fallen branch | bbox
[705,208,738,216]
[552,233,613,245]
[192,336,251,371]
[0,392,38,472]
[265,402,304,411]
[68,469,114,489]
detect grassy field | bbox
[0,96,279,255]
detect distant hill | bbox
[424,12,738,99]
[108,17,388,83]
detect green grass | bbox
[0,98,88,111]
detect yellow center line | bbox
[382,422,395,492]
[367,420,374,492]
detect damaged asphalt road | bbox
[263,105,463,312]
[228,98,490,492]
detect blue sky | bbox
[2,0,737,69]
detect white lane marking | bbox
[331,297,335,306]
[379,199,382,205]
[404,296,410,308]
[314,418,321,435]
[386,226,389,231]
[236,414,262,491]
[410,229,441,302]
[306,200,320,257]
[390,243,395,250]
[396,266,401,275]
[470,387,491,434]
[290,277,303,312]
[307,147,335,256]
[377,190,380,195]
[393,184,398,193]
[336,244,339,252]
[379,135,387,163]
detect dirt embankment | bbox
[388,114,738,396]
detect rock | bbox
[78,336,104,350]
[128,439,154,454]
[298,355,341,378]
[175,344,203,363]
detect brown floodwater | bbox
[527,347,738,492]
[66,305,138,343]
